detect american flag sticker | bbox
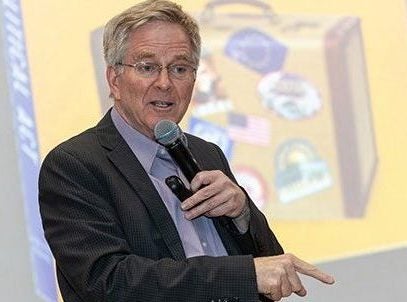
[227,113,271,146]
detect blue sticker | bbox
[225,28,287,74]
[188,117,234,160]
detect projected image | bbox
[9,0,407,301]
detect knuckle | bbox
[213,169,223,176]
[268,278,281,289]
[208,171,216,179]
[284,253,294,260]
[207,198,216,210]
[194,172,203,182]
[206,209,215,217]
[276,265,287,276]
[201,189,211,200]
[280,258,292,268]
[206,207,219,217]
[227,188,237,199]
[214,170,228,182]
[189,204,198,214]
[283,253,295,264]
[196,171,209,185]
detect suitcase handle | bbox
[202,0,275,18]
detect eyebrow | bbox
[131,51,195,64]
[173,54,195,64]
[132,51,155,61]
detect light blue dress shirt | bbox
[111,108,228,258]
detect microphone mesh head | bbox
[154,120,182,146]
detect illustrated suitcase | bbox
[185,0,377,219]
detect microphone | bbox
[154,120,202,183]
[154,120,255,253]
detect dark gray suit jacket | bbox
[39,110,283,302]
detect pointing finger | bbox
[292,255,335,284]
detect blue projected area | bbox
[1,0,56,301]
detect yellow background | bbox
[22,0,407,263]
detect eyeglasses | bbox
[117,61,196,81]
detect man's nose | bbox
[154,68,172,90]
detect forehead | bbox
[125,21,193,61]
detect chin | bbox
[156,116,179,124]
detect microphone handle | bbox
[166,140,201,182]
[165,176,193,201]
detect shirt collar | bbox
[111,106,159,173]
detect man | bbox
[39,1,334,301]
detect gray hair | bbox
[103,0,201,67]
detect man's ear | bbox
[106,66,121,99]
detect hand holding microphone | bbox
[154,120,247,220]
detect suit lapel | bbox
[96,111,186,260]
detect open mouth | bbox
[151,100,173,108]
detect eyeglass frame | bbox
[116,61,197,81]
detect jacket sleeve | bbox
[208,142,284,258]
[39,146,261,302]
